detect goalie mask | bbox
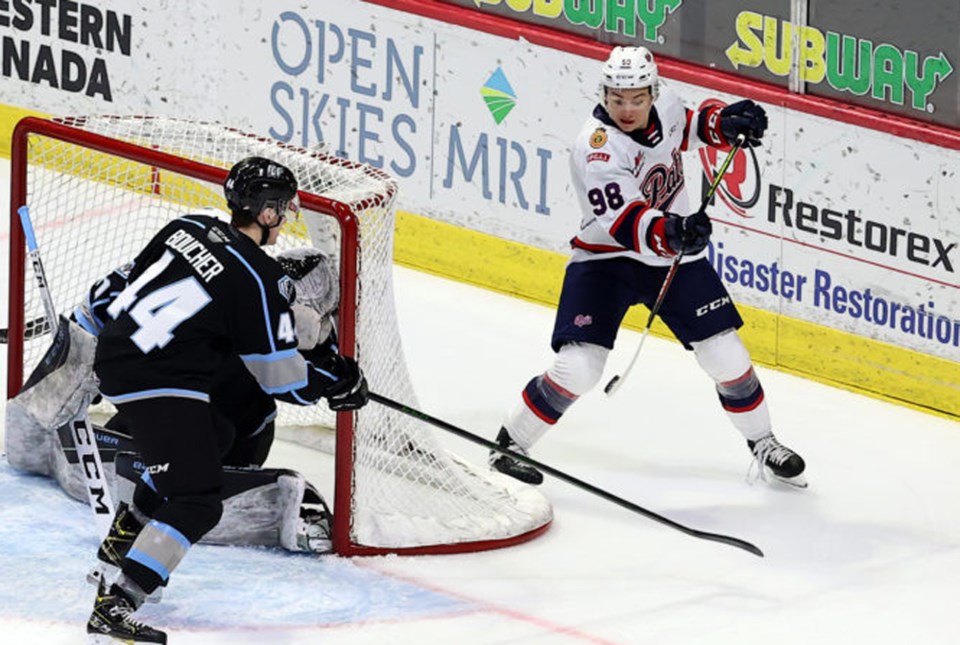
[600,46,659,102]
[277,248,339,349]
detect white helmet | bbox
[600,46,659,101]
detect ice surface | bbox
[2,159,960,644]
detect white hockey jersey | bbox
[569,85,715,267]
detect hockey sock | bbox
[121,519,192,595]
[692,330,771,441]
[716,367,771,441]
[505,342,607,449]
[506,373,578,449]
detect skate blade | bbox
[769,471,809,489]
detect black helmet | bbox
[224,156,298,224]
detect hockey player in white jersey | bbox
[490,46,806,488]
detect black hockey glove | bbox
[649,211,711,257]
[318,354,369,411]
[719,99,767,147]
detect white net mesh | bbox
[10,116,551,553]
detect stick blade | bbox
[603,375,621,396]
[696,530,764,557]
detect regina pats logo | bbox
[698,143,760,218]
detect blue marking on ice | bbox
[0,461,472,628]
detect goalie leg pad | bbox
[4,318,99,476]
[8,317,99,430]
[6,399,132,507]
[115,456,330,552]
[4,399,55,476]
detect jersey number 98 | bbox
[587,182,624,216]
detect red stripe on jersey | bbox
[609,201,649,253]
[680,108,694,152]
[570,237,626,253]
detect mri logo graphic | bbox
[481,67,518,124]
[698,144,760,217]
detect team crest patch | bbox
[278,275,295,303]
[574,314,593,327]
[589,128,608,149]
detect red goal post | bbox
[6,115,552,556]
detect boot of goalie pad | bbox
[115,453,332,553]
[4,317,99,473]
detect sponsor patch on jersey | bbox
[278,275,295,303]
[586,152,610,164]
[589,127,608,148]
[574,314,593,327]
[207,226,230,244]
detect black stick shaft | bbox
[603,134,747,396]
[369,391,763,557]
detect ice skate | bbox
[748,433,807,488]
[489,427,543,485]
[86,578,166,644]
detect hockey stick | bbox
[604,134,747,396]
[18,206,59,334]
[369,391,763,557]
[0,314,52,344]
[18,205,115,536]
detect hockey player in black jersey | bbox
[84,157,367,644]
[489,46,806,490]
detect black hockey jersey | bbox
[94,215,334,406]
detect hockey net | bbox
[6,115,552,555]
